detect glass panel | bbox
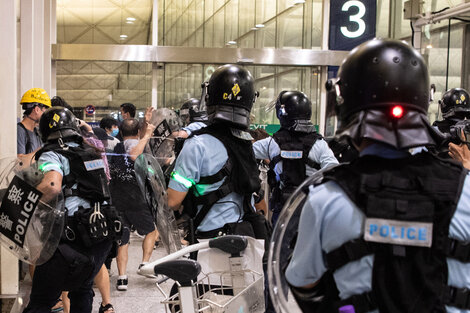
[204,17,215,47]
[57,0,152,45]
[423,0,466,13]
[158,64,321,128]
[225,0,239,45]
[277,5,303,49]
[376,0,390,38]
[251,66,277,125]
[56,61,152,121]
[205,0,214,17]
[256,0,277,24]
[213,8,225,47]
[256,21,276,48]
[164,64,204,109]
[239,32,255,48]
[311,0,323,49]
[422,23,464,123]
[239,0,255,36]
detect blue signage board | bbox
[329,0,377,51]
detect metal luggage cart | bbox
[140,235,265,313]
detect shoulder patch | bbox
[84,159,105,171]
[280,150,303,159]
[364,218,433,247]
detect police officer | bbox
[176,97,209,139]
[434,88,470,134]
[23,107,117,313]
[284,39,470,312]
[167,64,264,240]
[252,91,338,225]
[179,98,194,126]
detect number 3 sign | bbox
[329,0,376,51]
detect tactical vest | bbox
[319,153,468,312]
[268,128,322,209]
[36,141,121,246]
[36,142,109,203]
[180,124,260,229]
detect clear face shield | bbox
[134,153,181,254]
[0,158,64,265]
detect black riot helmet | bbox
[275,91,313,129]
[187,98,208,123]
[179,98,196,124]
[327,38,441,149]
[39,106,81,143]
[439,88,470,119]
[205,64,258,129]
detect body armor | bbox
[319,153,468,312]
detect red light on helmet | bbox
[391,105,404,118]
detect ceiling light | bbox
[227,41,237,45]
[126,21,134,24]
[294,0,305,4]
[251,27,258,31]
[255,24,265,28]
[426,44,433,49]
[120,34,128,39]
[126,17,136,21]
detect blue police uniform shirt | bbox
[168,133,244,232]
[37,142,91,216]
[285,143,470,313]
[252,136,338,185]
[183,122,207,136]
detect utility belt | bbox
[63,203,123,247]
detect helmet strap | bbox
[26,115,39,124]
[57,137,69,150]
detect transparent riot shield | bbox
[0,158,64,265]
[267,169,330,313]
[148,108,183,168]
[134,153,181,254]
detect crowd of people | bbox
[9,38,470,313]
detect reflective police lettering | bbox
[14,190,42,245]
[364,218,433,247]
[84,159,105,171]
[280,150,303,159]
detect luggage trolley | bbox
[139,236,265,313]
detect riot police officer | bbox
[179,99,193,126]
[23,107,118,313]
[252,91,338,225]
[283,39,470,312]
[434,88,470,134]
[176,97,209,139]
[167,64,266,240]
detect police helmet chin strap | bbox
[57,137,69,151]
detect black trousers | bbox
[23,240,112,313]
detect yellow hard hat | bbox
[20,88,51,108]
